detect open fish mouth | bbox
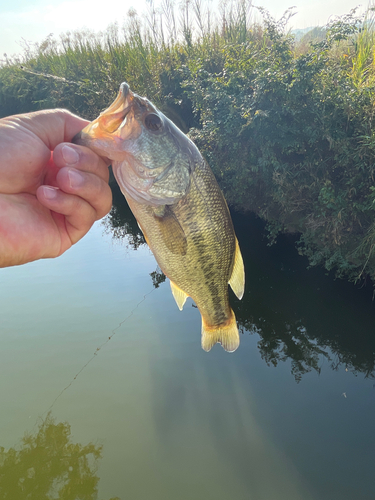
[82,82,134,137]
[73,82,151,153]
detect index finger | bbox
[52,143,111,183]
[8,109,90,150]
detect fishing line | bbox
[39,286,156,419]
[19,66,101,94]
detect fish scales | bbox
[127,158,235,328]
[73,82,245,352]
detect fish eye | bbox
[145,113,162,132]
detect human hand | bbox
[0,109,112,267]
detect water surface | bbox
[0,187,374,500]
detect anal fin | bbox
[170,280,189,311]
[201,309,240,353]
[229,238,245,300]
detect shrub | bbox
[2,3,375,282]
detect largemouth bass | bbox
[74,83,245,352]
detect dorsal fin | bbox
[170,280,189,310]
[229,238,245,300]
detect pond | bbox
[1,182,374,500]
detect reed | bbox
[0,0,265,118]
[2,1,375,283]
[349,6,375,88]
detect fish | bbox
[73,83,245,352]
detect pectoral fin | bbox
[152,205,166,217]
[229,238,245,300]
[152,206,187,255]
[170,280,189,310]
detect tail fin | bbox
[201,309,240,353]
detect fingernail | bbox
[42,186,59,200]
[62,145,79,165]
[68,168,84,188]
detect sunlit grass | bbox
[2,1,374,118]
[349,6,375,87]
[2,1,375,283]
[0,0,276,118]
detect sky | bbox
[0,0,370,57]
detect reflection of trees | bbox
[0,414,119,500]
[102,179,145,250]
[103,181,375,381]
[232,211,375,381]
[104,181,166,288]
[238,320,329,383]
[150,267,166,289]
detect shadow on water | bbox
[104,181,375,382]
[0,415,119,500]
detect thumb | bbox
[14,109,90,150]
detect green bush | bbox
[184,8,375,282]
[1,3,375,282]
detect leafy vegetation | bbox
[2,1,375,283]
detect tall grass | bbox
[1,1,374,116]
[2,1,375,283]
[349,6,375,87]
[0,0,267,118]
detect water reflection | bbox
[232,211,375,380]
[0,414,119,500]
[102,178,145,250]
[150,267,167,288]
[104,182,375,381]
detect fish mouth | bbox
[72,82,149,155]
[80,82,134,137]
[94,82,135,134]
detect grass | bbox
[2,2,373,118]
[0,0,284,118]
[2,1,375,284]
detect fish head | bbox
[74,82,201,206]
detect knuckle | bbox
[96,185,113,219]
[75,148,110,181]
[71,194,87,213]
